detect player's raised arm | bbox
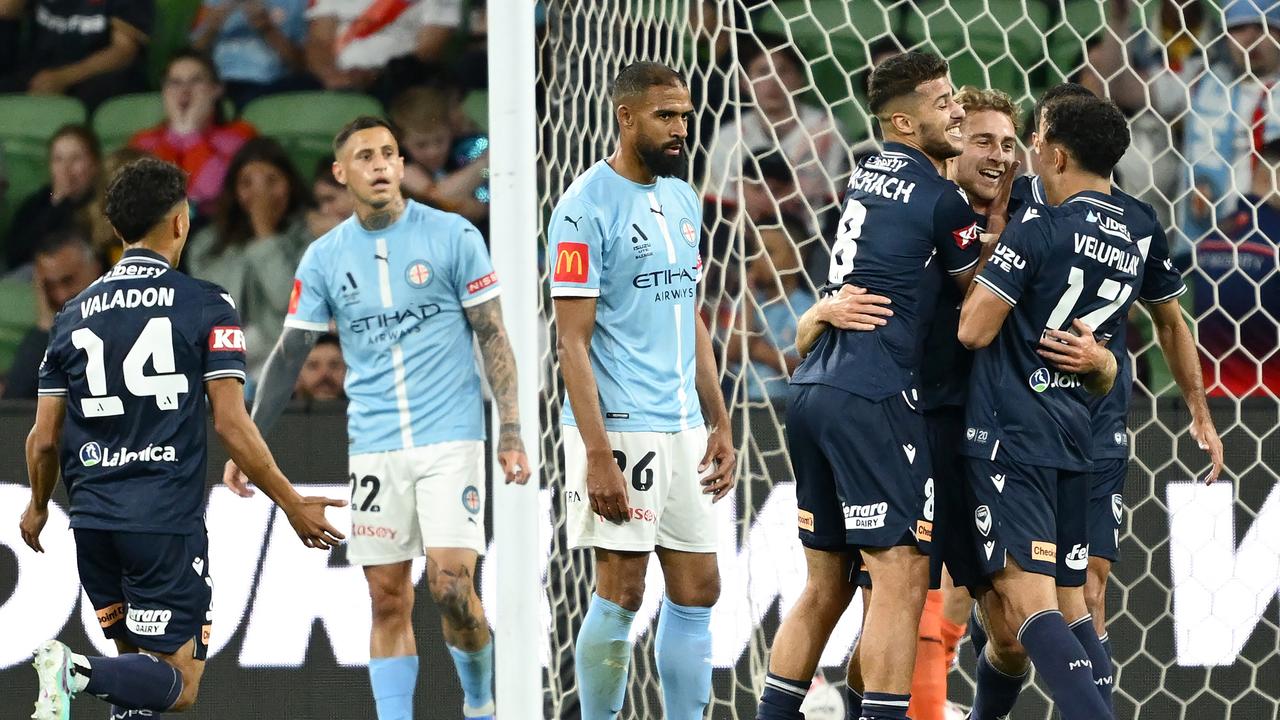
[207,377,346,549]
[19,396,67,553]
[464,295,531,484]
[693,314,736,501]
[1147,299,1224,483]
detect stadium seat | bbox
[242,91,383,179]
[149,0,202,89]
[462,90,489,132]
[0,94,86,246]
[903,0,1049,99]
[0,277,36,374]
[93,93,166,152]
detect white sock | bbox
[69,651,92,693]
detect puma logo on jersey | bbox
[209,327,246,352]
[564,215,582,231]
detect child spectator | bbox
[388,85,489,225]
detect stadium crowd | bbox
[0,0,1275,402]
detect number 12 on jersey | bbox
[70,317,189,417]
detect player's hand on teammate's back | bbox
[1037,318,1110,374]
[283,495,348,549]
[822,285,893,332]
[587,450,630,522]
[19,501,49,553]
[699,426,737,503]
[222,459,255,498]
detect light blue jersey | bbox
[285,200,499,454]
[549,160,703,432]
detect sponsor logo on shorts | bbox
[126,608,173,636]
[80,442,177,467]
[627,507,656,523]
[975,505,992,536]
[798,509,815,532]
[983,540,996,560]
[843,502,888,530]
[1031,540,1057,563]
[192,557,205,576]
[353,524,398,540]
[1111,494,1124,525]
[461,486,481,515]
[915,520,933,542]
[1114,431,1127,447]
[967,427,990,444]
[990,473,1006,493]
[202,624,212,646]
[1065,543,1089,571]
[902,443,917,464]
[566,490,582,502]
[96,602,124,628]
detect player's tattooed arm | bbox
[20,396,66,553]
[464,297,531,484]
[1148,299,1224,483]
[794,285,894,357]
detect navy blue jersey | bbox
[37,249,246,534]
[962,191,1150,471]
[1011,176,1187,459]
[792,142,983,400]
[919,225,982,411]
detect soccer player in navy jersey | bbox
[550,62,736,720]
[20,158,344,720]
[757,52,992,720]
[955,95,1151,720]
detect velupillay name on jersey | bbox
[847,165,917,204]
[1074,233,1140,275]
[348,302,442,342]
[80,286,176,320]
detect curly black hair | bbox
[867,51,949,117]
[1032,82,1094,129]
[104,158,188,243]
[1042,95,1131,178]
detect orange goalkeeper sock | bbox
[908,590,947,720]
[940,615,968,672]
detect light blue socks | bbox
[369,655,417,720]
[448,642,495,716]
[655,596,714,720]
[575,593,637,719]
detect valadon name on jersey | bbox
[791,142,982,401]
[963,191,1150,471]
[1010,174,1187,460]
[37,249,247,534]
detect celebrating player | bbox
[955,95,1147,720]
[963,82,1224,717]
[549,61,736,720]
[222,116,530,720]
[757,52,986,720]
[21,158,345,720]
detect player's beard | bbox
[638,137,689,178]
[920,123,962,164]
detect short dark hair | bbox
[315,332,340,349]
[34,226,95,260]
[104,158,189,243]
[1033,82,1094,128]
[314,155,341,187]
[48,124,101,163]
[867,51,949,117]
[610,62,686,107]
[211,137,310,255]
[1042,96,1130,177]
[333,116,400,154]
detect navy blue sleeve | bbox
[974,205,1050,306]
[931,184,984,275]
[200,285,247,384]
[36,311,69,398]
[1139,222,1187,304]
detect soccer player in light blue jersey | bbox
[550,62,737,720]
[222,117,530,720]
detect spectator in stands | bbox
[304,0,470,102]
[0,0,152,109]
[84,147,149,267]
[1089,0,1280,248]
[294,333,346,401]
[185,137,312,379]
[388,85,489,224]
[725,215,816,404]
[5,125,100,272]
[703,38,849,221]
[190,0,314,109]
[129,49,257,219]
[3,228,102,399]
[1194,138,1280,397]
[306,155,356,237]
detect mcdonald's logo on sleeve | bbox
[553,242,590,283]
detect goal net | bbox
[533,1,1280,718]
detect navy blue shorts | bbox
[74,528,212,658]
[925,406,980,589]
[787,383,934,559]
[1089,458,1128,563]
[963,457,1090,588]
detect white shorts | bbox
[347,440,486,565]
[563,425,717,553]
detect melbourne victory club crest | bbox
[405,259,433,288]
[679,217,698,247]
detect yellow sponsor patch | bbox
[1031,541,1057,562]
[798,509,815,532]
[915,520,934,542]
